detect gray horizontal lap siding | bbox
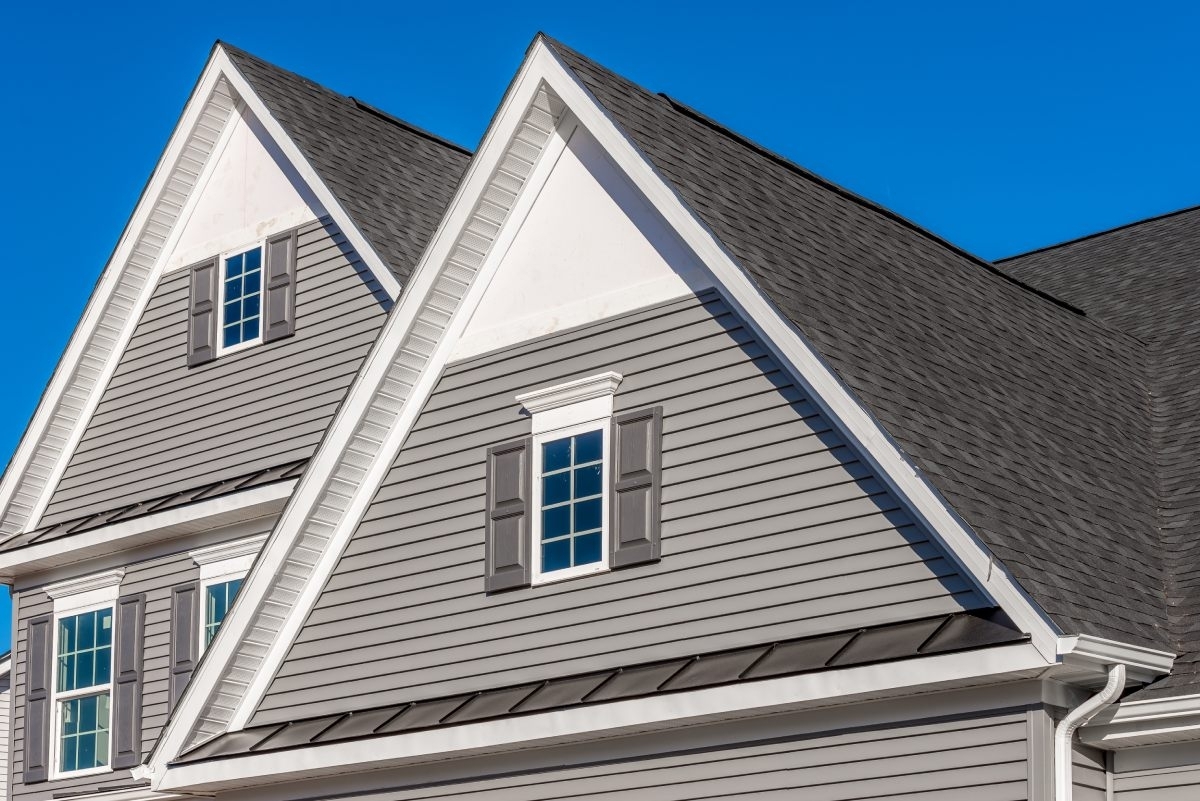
[10,543,221,801]
[40,219,388,525]
[1115,766,1200,800]
[272,711,1031,800]
[253,292,988,722]
[1073,743,1107,801]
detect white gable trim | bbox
[149,38,1078,783]
[0,45,403,545]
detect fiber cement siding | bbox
[1115,756,1200,800]
[254,292,989,722]
[9,527,266,801]
[1073,743,1107,801]
[0,671,10,801]
[293,711,1031,801]
[41,218,389,525]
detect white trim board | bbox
[159,642,1048,792]
[0,43,403,545]
[0,481,294,582]
[149,36,1144,782]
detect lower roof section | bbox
[175,607,1025,765]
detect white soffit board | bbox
[449,120,713,361]
[152,39,1069,780]
[166,105,323,271]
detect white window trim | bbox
[190,534,266,653]
[46,569,124,780]
[215,240,266,357]
[518,372,622,586]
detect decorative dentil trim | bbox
[44,568,126,600]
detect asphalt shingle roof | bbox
[221,43,472,286]
[541,37,1170,653]
[1001,206,1200,698]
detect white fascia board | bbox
[0,59,235,541]
[530,40,1064,661]
[158,642,1047,792]
[1081,692,1200,748]
[147,53,565,774]
[0,482,294,581]
[214,47,402,301]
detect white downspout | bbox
[1054,663,1125,801]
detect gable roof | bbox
[1000,206,1200,698]
[540,37,1168,652]
[220,44,472,286]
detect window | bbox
[536,427,607,576]
[43,570,124,778]
[189,533,265,652]
[203,577,243,648]
[220,245,263,352]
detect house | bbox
[0,32,1197,801]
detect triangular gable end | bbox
[0,44,404,543]
[147,36,1063,786]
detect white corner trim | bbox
[1058,634,1175,680]
[190,533,269,568]
[516,372,623,414]
[215,46,402,301]
[0,481,295,581]
[157,642,1047,792]
[43,568,125,600]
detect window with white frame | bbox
[189,533,266,652]
[219,245,263,352]
[44,570,124,778]
[516,372,622,584]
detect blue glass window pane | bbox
[543,472,570,506]
[542,506,570,540]
[243,318,260,341]
[244,269,261,294]
[226,253,244,277]
[78,730,95,769]
[243,248,261,271]
[224,277,241,299]
[62,700,78,735]
[228,578,243,598]
[574,464,602,498]
[97,610,112,646]
[77,651,94,688]
[224,300,240,322]
[223,325,240,348]
[80,696,97,731]
[543,438,571,472]
[61,735,77,771]
[574,430,603,464]
[95,651,110,685]
[78,612,95,650]
[575,532,602,565]
[574,498,602,533]
[244,294,260,317]
[542,539,571,572]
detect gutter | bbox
[1054,663,1125,801]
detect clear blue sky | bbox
[0,1,1197,651]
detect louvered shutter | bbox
[24,614,52,784]
[485,438,533,592]
[169,583,200,708]
[610,406,663,568]
[187,257,219,366]
[112,594,145,769]
[263,228,298,342]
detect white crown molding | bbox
[44,568,125,600]
[516,371,623,414]
[190,533,269,567]
[1058,634,1175,684]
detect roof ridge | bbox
[997,203,1200,263]
[217,41,471,156]
[653,92,1088,317]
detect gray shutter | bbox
[187,257,219,366]
[485,438,533,592]
[263,228,298,342]
[24,614,52,784]
[610,406,663,568]
[112,594,145,769]
[169,582,200,708]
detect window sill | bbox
[531,561,609,587]
[51,765,114,781]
